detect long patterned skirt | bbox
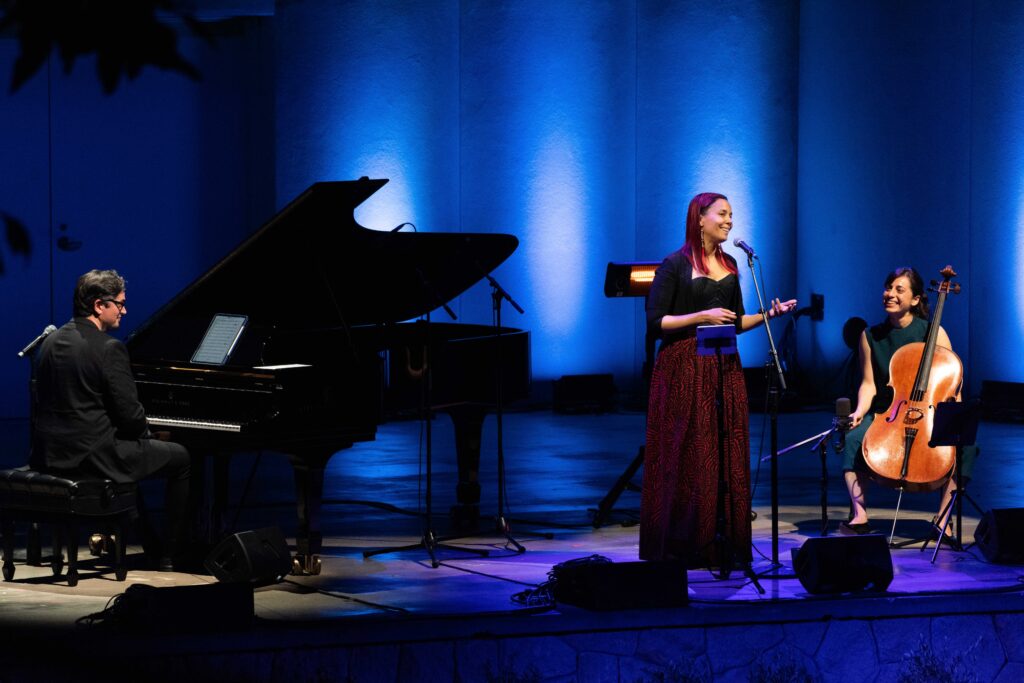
[639,337,751,565]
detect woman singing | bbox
[840,266,977,536]
[640,192,796,567]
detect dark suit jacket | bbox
[31,317,150,481]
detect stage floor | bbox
[1,408,1023,680]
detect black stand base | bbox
[363,528,489,568]
[592,446,644,528]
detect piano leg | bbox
[447,405,485,532]
[286,451,331,576]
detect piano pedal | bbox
[291,554,322,576]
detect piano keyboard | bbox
[147,416,243,433]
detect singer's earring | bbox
[700,230,707,252]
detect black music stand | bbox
[924,400,983,562]
[697,324,764,594]
[363,315,488,568]
[591,262,658,529]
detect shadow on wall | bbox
[0,0,206,271]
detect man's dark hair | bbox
[73,269,126,317]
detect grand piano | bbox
[126,179,530,573]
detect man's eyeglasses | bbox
[102,299,127,312]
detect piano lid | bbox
[127,179,519,347]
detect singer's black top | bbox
[645,248,744,349]
[865,316,928,413]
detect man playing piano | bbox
[30,269,192,571]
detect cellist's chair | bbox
[0,467,136,586]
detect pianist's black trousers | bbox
[80,437,192,560]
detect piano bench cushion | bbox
[0,469,136,517]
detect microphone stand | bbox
[363,278,486,568]
[485,274,528,552]
[19,325,55,565]
[740,249,788,574]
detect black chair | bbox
[0,468,136,586]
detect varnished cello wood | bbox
[862,345,963,492]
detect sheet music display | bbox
[190,314,248,366]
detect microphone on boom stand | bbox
[833,397,852,453]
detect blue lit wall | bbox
[636,1,799,372]
[457,1,638,380]
[275,2,460,237]
[5,0,1024,419]
[969,0,1024,391]
[797,0,1015,397]
[275,0,798,391]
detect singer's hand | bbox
[849,412,865,429]
[703,307,737,325]
[768,298,798,319]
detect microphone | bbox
[732,239,756,259]
[833,397,852,452]
[18,324,57,358]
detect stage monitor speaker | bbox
[204,526,293,585]
[108,582,254,632]
[792,535,893,594]
[974,508,1024,564]
[553,559,686,610]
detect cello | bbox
[862,265,963,492]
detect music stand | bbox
[697,324,764,594]
[592,262,658,528]
[925,400,983,562]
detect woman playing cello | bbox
[839,266,976,536]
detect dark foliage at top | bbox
[0,0,209,94]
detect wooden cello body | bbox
[862,266,963,492]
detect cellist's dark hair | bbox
[885,267,929,319]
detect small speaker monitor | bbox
[792,535,893,594]
[975,508,1024,564]
[204,526,293,585]
[553,559,687,610]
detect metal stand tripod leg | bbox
[592,446,644,528]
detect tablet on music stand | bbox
[191,314,248,366]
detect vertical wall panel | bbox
[275,1,460,235]
[458,0,637,385]
[636,0,799,372]
[797,0,972,397]
[970,1,1024,390]
[0,39,51,418]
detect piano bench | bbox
[0,468,137,586]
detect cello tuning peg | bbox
[951,283,962,294]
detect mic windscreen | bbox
[835,397,851,418]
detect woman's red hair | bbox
[682,192,736,275]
